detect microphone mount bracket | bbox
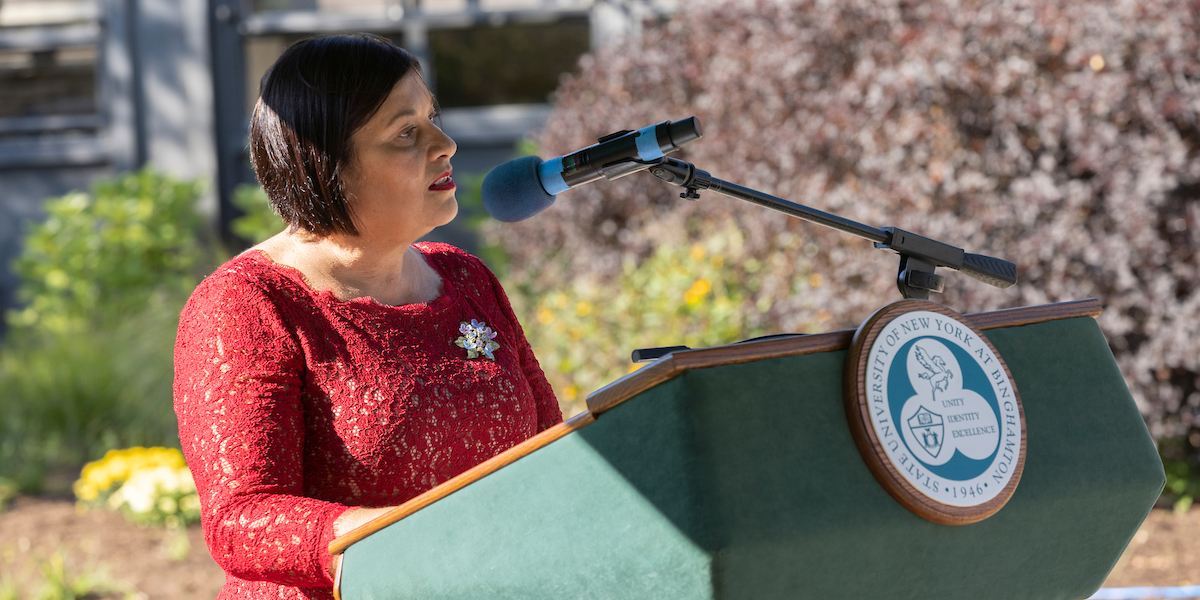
[638,157,1017,300]
[645,158,712,199]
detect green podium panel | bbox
[339,311,1164,600]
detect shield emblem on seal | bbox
[907,406,945,459]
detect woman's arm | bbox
[174,270,354,588]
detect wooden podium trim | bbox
[586,298,1101,415]
[328,410,596,556]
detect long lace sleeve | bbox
[173,269,350,589]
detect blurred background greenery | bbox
[0,170,288,496]
[0,171,212,496]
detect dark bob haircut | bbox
[249,33,420,237]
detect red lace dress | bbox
[173,242,561,600]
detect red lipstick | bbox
[429,171,455,191]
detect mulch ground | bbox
[1105,507,1200,588]
[0,496,223,599]
[0,496,1195,599]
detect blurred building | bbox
[0,0,676,316]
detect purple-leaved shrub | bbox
[485,0,1200,453]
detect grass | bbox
[0,297,183,495]
[0,550,135,600]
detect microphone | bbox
[481,117,703,222]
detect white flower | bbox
[455,319,500,360]
[108,466,191,514]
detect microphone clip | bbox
[593,156,712,202]
[645,157,712,200]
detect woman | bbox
[173,33,561,599]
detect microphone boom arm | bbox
[631,156,1017,300]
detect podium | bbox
[331,299,1164,600]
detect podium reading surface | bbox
[333,300,1164,600]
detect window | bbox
[430,19,589,108]
[0,45,97,120]
[0,0,102,162]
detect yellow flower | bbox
[74,447,190,505]
[537,308,555,324]
[563,385,579,402]
[809,272,825,288]
[684,278,712,305]
[689,244,707,262]
[73,481,99,502]
[575,301,592,317]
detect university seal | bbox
[844,300,1026,525]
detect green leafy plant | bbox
[1161,439,1200,514]
[1,169,213,494]
[0,477,17,512]
[0,581,17,600]
[230,183,285,245]
[0,550,135,600]
[33,552,134,600]
[0,302,184,494]
[503,226,823,413]
[7,169,209,336]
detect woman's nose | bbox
[432,125,457,160]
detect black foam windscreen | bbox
[481,156,556,223]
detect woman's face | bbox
[340,70,458,244]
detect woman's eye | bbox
[399,126,416,139]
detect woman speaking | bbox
[173,33,561,599]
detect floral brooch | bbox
[455,319,500,360]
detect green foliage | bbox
[0,551,135,600]
[230,183,285,245]
[1161,439,1200,515]
[453,172,512,272]
[504,226,827,413]
[0,305,183,494]
[32,552,134,600]
[493,213,836,411]
[0,477,16,512]
[452,172,489,228]
[0,580,17,600]
[1,169,212,494]
[7,169,208,335]
[163,528,191,562]
[514,138,539,158]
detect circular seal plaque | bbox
[844,300,1026,525]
